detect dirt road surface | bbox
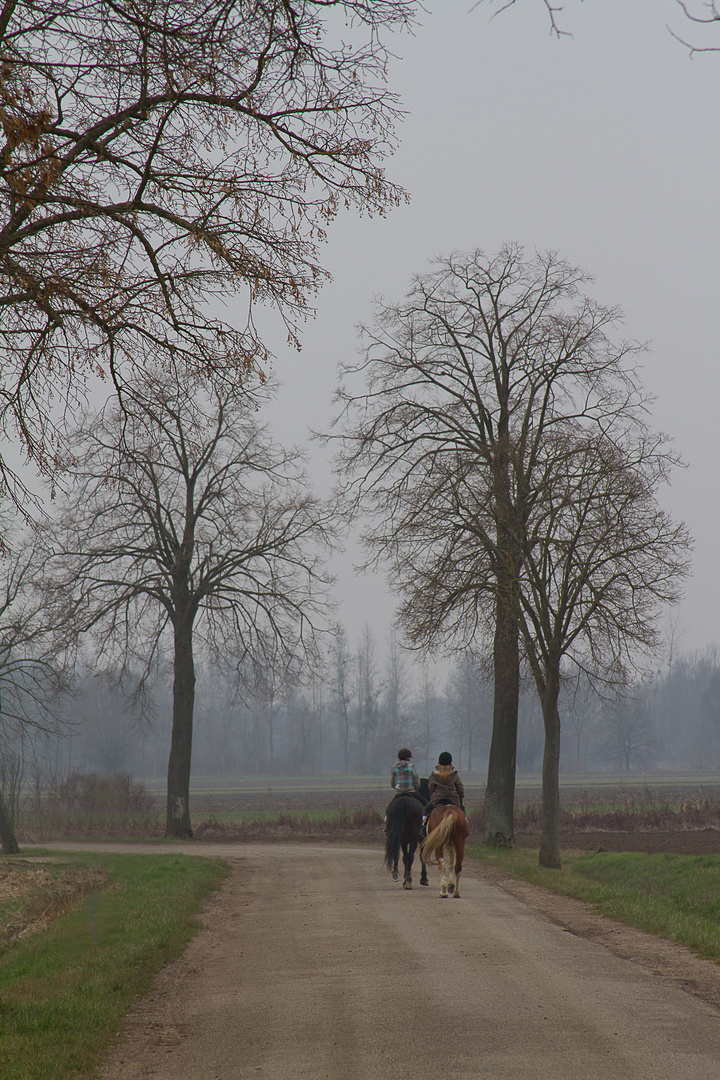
[39,841,720,1079]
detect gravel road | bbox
[38,841,720,1079]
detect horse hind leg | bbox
[402,843,414,889]
[437,853,448,898]
[454,841,465,898]
[447,845,457,896]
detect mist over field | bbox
[18,639,720,786]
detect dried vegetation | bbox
[20,772,157,842]
[0,861,109,951]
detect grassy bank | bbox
[470,843,720,964]
[0,852,228,1080]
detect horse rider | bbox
[390,748,425,805]
[421,750,465,833]
[384,748,425,834]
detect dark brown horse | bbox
[384,794,425,889]
[420,805,469,898]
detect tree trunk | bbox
[166,615,196,838]
[483,595,519,847]
[539,673,562,869]
[0,783,19,854]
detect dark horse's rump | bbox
[384,794,424,890]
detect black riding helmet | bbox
[437,751,452,766]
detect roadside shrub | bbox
[21,771,160,840]
[193,805,383,841]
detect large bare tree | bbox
[333,245,645,845]
[514,427,689,866]
[45,369,334,837]
[0,0,414,500]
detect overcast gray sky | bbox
[258,0,720,660]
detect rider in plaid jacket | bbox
[390,749,425,804]
[391,749,419,793]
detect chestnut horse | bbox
[420,805,469,898]
[384,794,427,889]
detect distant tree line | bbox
[7,633,720,805]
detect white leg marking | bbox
[438,855,448,897]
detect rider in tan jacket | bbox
[422,751,465,831]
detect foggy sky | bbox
[260,0,720,662]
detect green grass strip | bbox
[469,843,720,964]
[0,852,229,1080]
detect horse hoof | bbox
[453,893,461,899]
[403,881,413,890]
[391,870,399,881]
[420,881,429,886]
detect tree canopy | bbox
[0,0,415,499]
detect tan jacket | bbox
[427,764,464,806]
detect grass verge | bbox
[0,852,229,1080]
[469,842,720,964]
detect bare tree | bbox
[560,673,598,774]
[380,632,412,760]
[0,0,414,500]
[284,673,325,775]
[333,244,643,846]
[353,624,380,772]
[515,427,689,866]
[671,2,720,52]
[329,625,354,774]
[596,694,658,774]
[478,0,720,52]
[0,525,70,852]
[648,645,720,768]
[444,651,490,772]
[415,663,437,776]
[44,368,334,837]
[474,0,575,38]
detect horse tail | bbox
[421,811,456,866]
[384,798,406,871]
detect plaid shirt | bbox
[391,760,419,793]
